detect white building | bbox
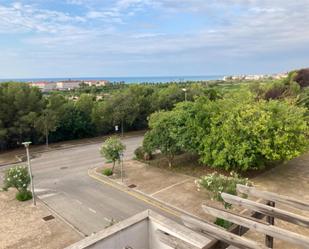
[56,80,82,90]
[65,210,214,249]
[84,80,109,87]
[30,81,57,92]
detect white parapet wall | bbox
[65,210,214,249]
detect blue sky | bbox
[0,0,308,78]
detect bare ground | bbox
[0,189,82,249]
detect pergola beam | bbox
[221,192,309,228]
[236,185,309,211]
[202,204,309,248]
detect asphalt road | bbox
[1,135,177,236]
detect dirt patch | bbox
[0,189,82,249]
[144,153,281,179]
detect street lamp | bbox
[120,152,124,183]
[182,88,187,101]
[22,141,36,206]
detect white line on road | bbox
[39,193,57,199]
[150,178,192,196]
[75,199,82,205]
[88,208,97,214]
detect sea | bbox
[0,75,223,84]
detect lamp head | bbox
[22,141,32,147]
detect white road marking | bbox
[150,178,192,196]
[38,193,57,199]
[88,208,97,214]
[75,199,82,205]
[34,188,49,193]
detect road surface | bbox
[1,136,177,236]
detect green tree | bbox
[100,137,126,173]
[0,82,44,150]
[152,84,184,110]
[193,91,309,171]
[143,111,183,167]
[35,109,58,146]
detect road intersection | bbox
[2,135,178,236]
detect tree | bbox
[35,94,67,146]
[143,111,183,167]
[294,68,309,88]
[35,109,59,146]
[0,82,44,150]
[152,84,185,110]
[193,91,309,171]
[100,137,126,173]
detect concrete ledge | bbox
[65,210,150,249]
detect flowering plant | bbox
[3,166,31,193]
[196,172,252,209]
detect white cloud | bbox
[0,0,309,77]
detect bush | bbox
[134,146,152,160]
[3,166,30,193]
[196,172,251,208]
[16,190,32,201]
[134,146,144,160]
[214,218,233,229]
[102,168,113,176]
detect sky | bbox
[0,0,308,78]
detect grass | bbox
[102,168,113,176]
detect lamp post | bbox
[182,88,187,101]
[120,152,124,183]
[22,141,36,206]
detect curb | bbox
[88,167,206,221]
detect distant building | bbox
[84,80,109,87]
[30,81,56,92]
[223,72,288,81]
[56,80,82,90]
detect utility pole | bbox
[22,142,36,206]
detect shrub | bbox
[214,218,233,229]
[3,166,31,193]
[134,146,144,160]
[102,168,113,176]
[196,172,251,208]
[134,146,152,160]
[16,190,32,201]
